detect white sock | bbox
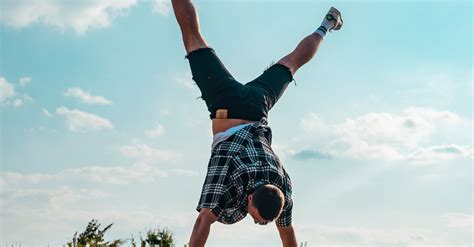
[314,16,335,38]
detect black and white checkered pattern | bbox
[197,118,293,227]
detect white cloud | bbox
[0,0,137,34]
[441,213,473,231]
[64,87,112,105]
[0,178,196,245]
[294,224,450,246]
[300,107,470,164]
[1,161,193,186]
[19,76,31,86]
[151,0,171,16]
[0,141,197,243]
[396,68,472,109]
[42,108,53,117]
[0,141,190,234]
[0,186,111,231]
[291,149,332,160]
[55,106,113,132]
[145,124,165,138]
[120,143,181,162]
[407,144,472,165]
[170,168,199,176]
[0,76,15,104]
[10,95,32,107]
[175,71,197,91]
[12,98,23,107]
[301,113,329,134]
[416,173,441,181]
[336,107,459,149]
[0,76,32,107]
[66,162,169,184]
[1,140,191,187]
[160,109,170,116]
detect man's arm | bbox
[189,208,218,247]
[277,224,298,247]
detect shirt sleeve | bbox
[196,154,234,218]
[276,197,293,227]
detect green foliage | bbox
[144,228,175,247]
[66,219,175,247]
[66,219,124,247]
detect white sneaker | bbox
[326,7,343,31]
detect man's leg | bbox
[277,7,343,75]
[277,33,323,75]
[172,0,208,53]
[172,0,241,120]
[243,7,343,118]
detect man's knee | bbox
[277,57,296,76]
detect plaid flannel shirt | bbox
[196,118,293,227]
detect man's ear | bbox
[248,194,253,202]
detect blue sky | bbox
[0,0,472,246]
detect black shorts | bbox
[185,47,294,121]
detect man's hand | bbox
[189,208,218,247]
[276,224,298,247]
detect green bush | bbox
[66,219,175,247]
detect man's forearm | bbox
[277,225,298,247]
[189,218,212,247]
[282,237,298,247]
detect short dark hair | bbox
[252,184,285,221]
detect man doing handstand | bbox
[171,1,343,246]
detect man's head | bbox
[247,184,285,225]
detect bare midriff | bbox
[212,118,256,135]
